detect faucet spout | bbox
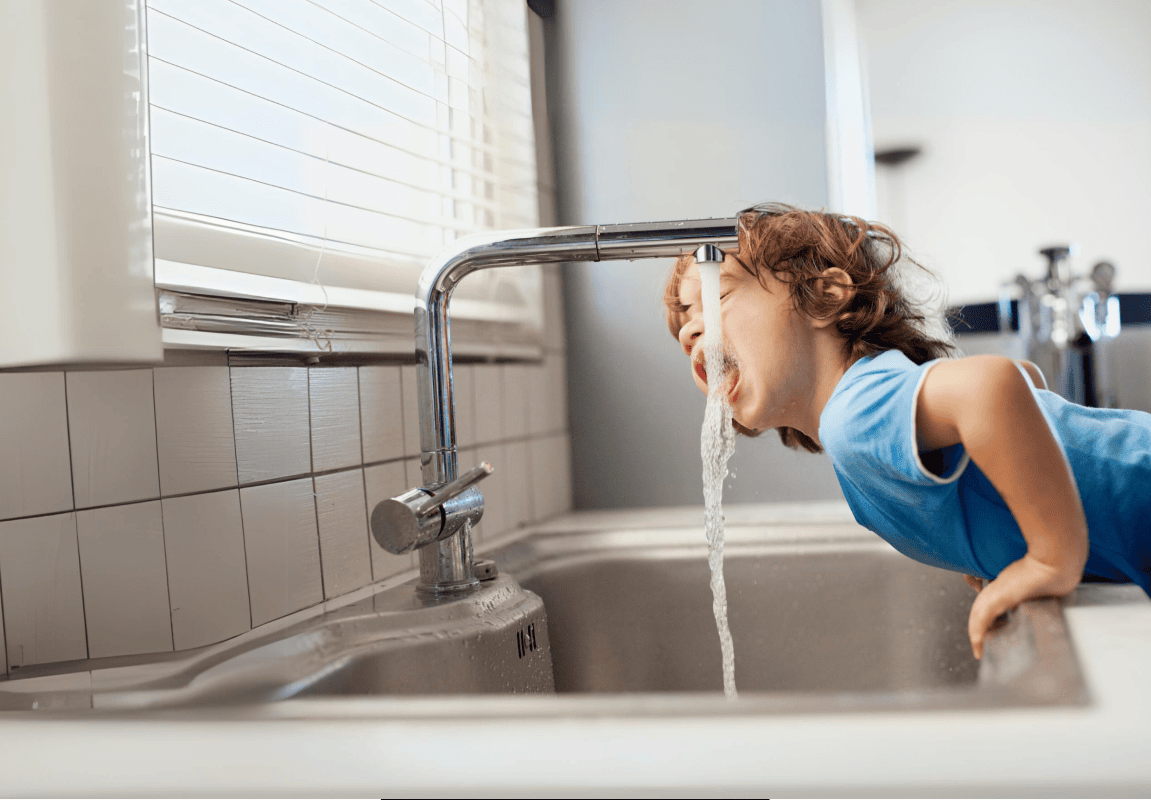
[404,217,738,593]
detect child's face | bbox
[676,254,823,434]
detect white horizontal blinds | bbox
[147,0,541,310]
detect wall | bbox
[543,0,845,509]
[0,4,570,677]
[860,0,1151,304]
[0,331,570,674]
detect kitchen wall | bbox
[544,0,848,510]
[859,0,1151,304]
[0,3,570,677]
[0,323,570,675]
[859,0,1151,410]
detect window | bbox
[147,0,544,355]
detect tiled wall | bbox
[0,328,570,675]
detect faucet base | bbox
[417,529,479,594]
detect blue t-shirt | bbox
[819,349,1151,595]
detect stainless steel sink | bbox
[0,516,1088,714]
[485,522,1089,711]
[0,572,553,710]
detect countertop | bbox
[1,502,1149,797]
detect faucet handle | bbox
[412,461,492,516]
[371,462,492,555]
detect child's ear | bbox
[811,268,855,328]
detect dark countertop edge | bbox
[950,293,1151,334]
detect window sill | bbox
[157,268,544,361]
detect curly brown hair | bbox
[664,203,956,453]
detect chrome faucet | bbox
[370,218,739,594]
[1000,246,1121,407]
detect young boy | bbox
[665,203,1151,659]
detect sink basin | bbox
[0,572,553,710]
[0,514,1087,714]
[485,521,1089,711]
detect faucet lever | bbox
[413,461,492,516]
[371,462,493,557]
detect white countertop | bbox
[1,504,1149,797]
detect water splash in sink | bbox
[699,260,738,699]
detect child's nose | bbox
[679,325,702,356]
[678,313,705,353]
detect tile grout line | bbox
[360,464,378,584]
[153,369,177,652]
[229,364,255,632]
[307,368,326,601]
[227,362,242,502]
[71,508,91,661]
[62,373,90,660]
[0,428,573,527]
[356,366,367,470]
[237,485,255,632]
[62,372,78,514]
[355,367,373,590]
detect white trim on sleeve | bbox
[910,360,971,485]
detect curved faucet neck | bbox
[414,219,739,593]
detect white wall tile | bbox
[231,367,311,484]
[76,501,173,659]
[557,434,573,513]
[543,266,566,351]
[359,365,404,464]
[400,365,421,456]
[314,470,373,599]
[546,355,569,433]
[531,434,573,521]
[475,444,507,539]
[526,363,548,436]
[501,365,530,440]
[0,513,87,669]
[240,478,324,627]
[162,491,251,650]
[403,457,422,491]
[473,365,504,445]
[0,372,73,520]
[504,440,533,529]
[153,366,237,496]
[67,370,160,508]
[309,368,362,472]
[363,461,415,580]
[529,437,557,521]
[453,364,477,448]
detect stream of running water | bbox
[698,260,738,699]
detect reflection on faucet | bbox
[999,246,1120,407]
[370,219,739,594]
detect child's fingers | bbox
[967,554,1083,658]
[967,577,1027,659]
[963,574,983,592]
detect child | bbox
[664,203,1151,659]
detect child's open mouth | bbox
[695,359,740,404]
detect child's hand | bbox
[967,552,1080,659]
[963,574,984,592]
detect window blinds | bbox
[147,0,541,324]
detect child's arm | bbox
[915,355,1088,659]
